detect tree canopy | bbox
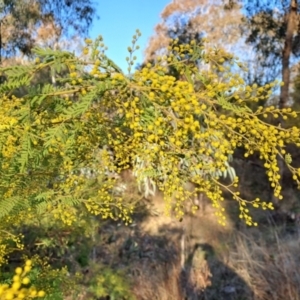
[0,0,98,61]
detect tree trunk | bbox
[272,0,298,208]
[279,0,298,108]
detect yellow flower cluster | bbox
[65,35,300,225]
[0,230,24,267]
[0,33,300,232]
[0,260,45,299]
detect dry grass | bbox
[225,228,300,300]
[121,219,300,300]
[117,191,300,300]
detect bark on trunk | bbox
[279,0,297,108]
[272,0,298,209]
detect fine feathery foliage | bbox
[0,30,300,234]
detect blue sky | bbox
[88,0,170,72]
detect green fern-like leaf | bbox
[17,134,31,173]
[0,196,25,218]
[218,96,252,115]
